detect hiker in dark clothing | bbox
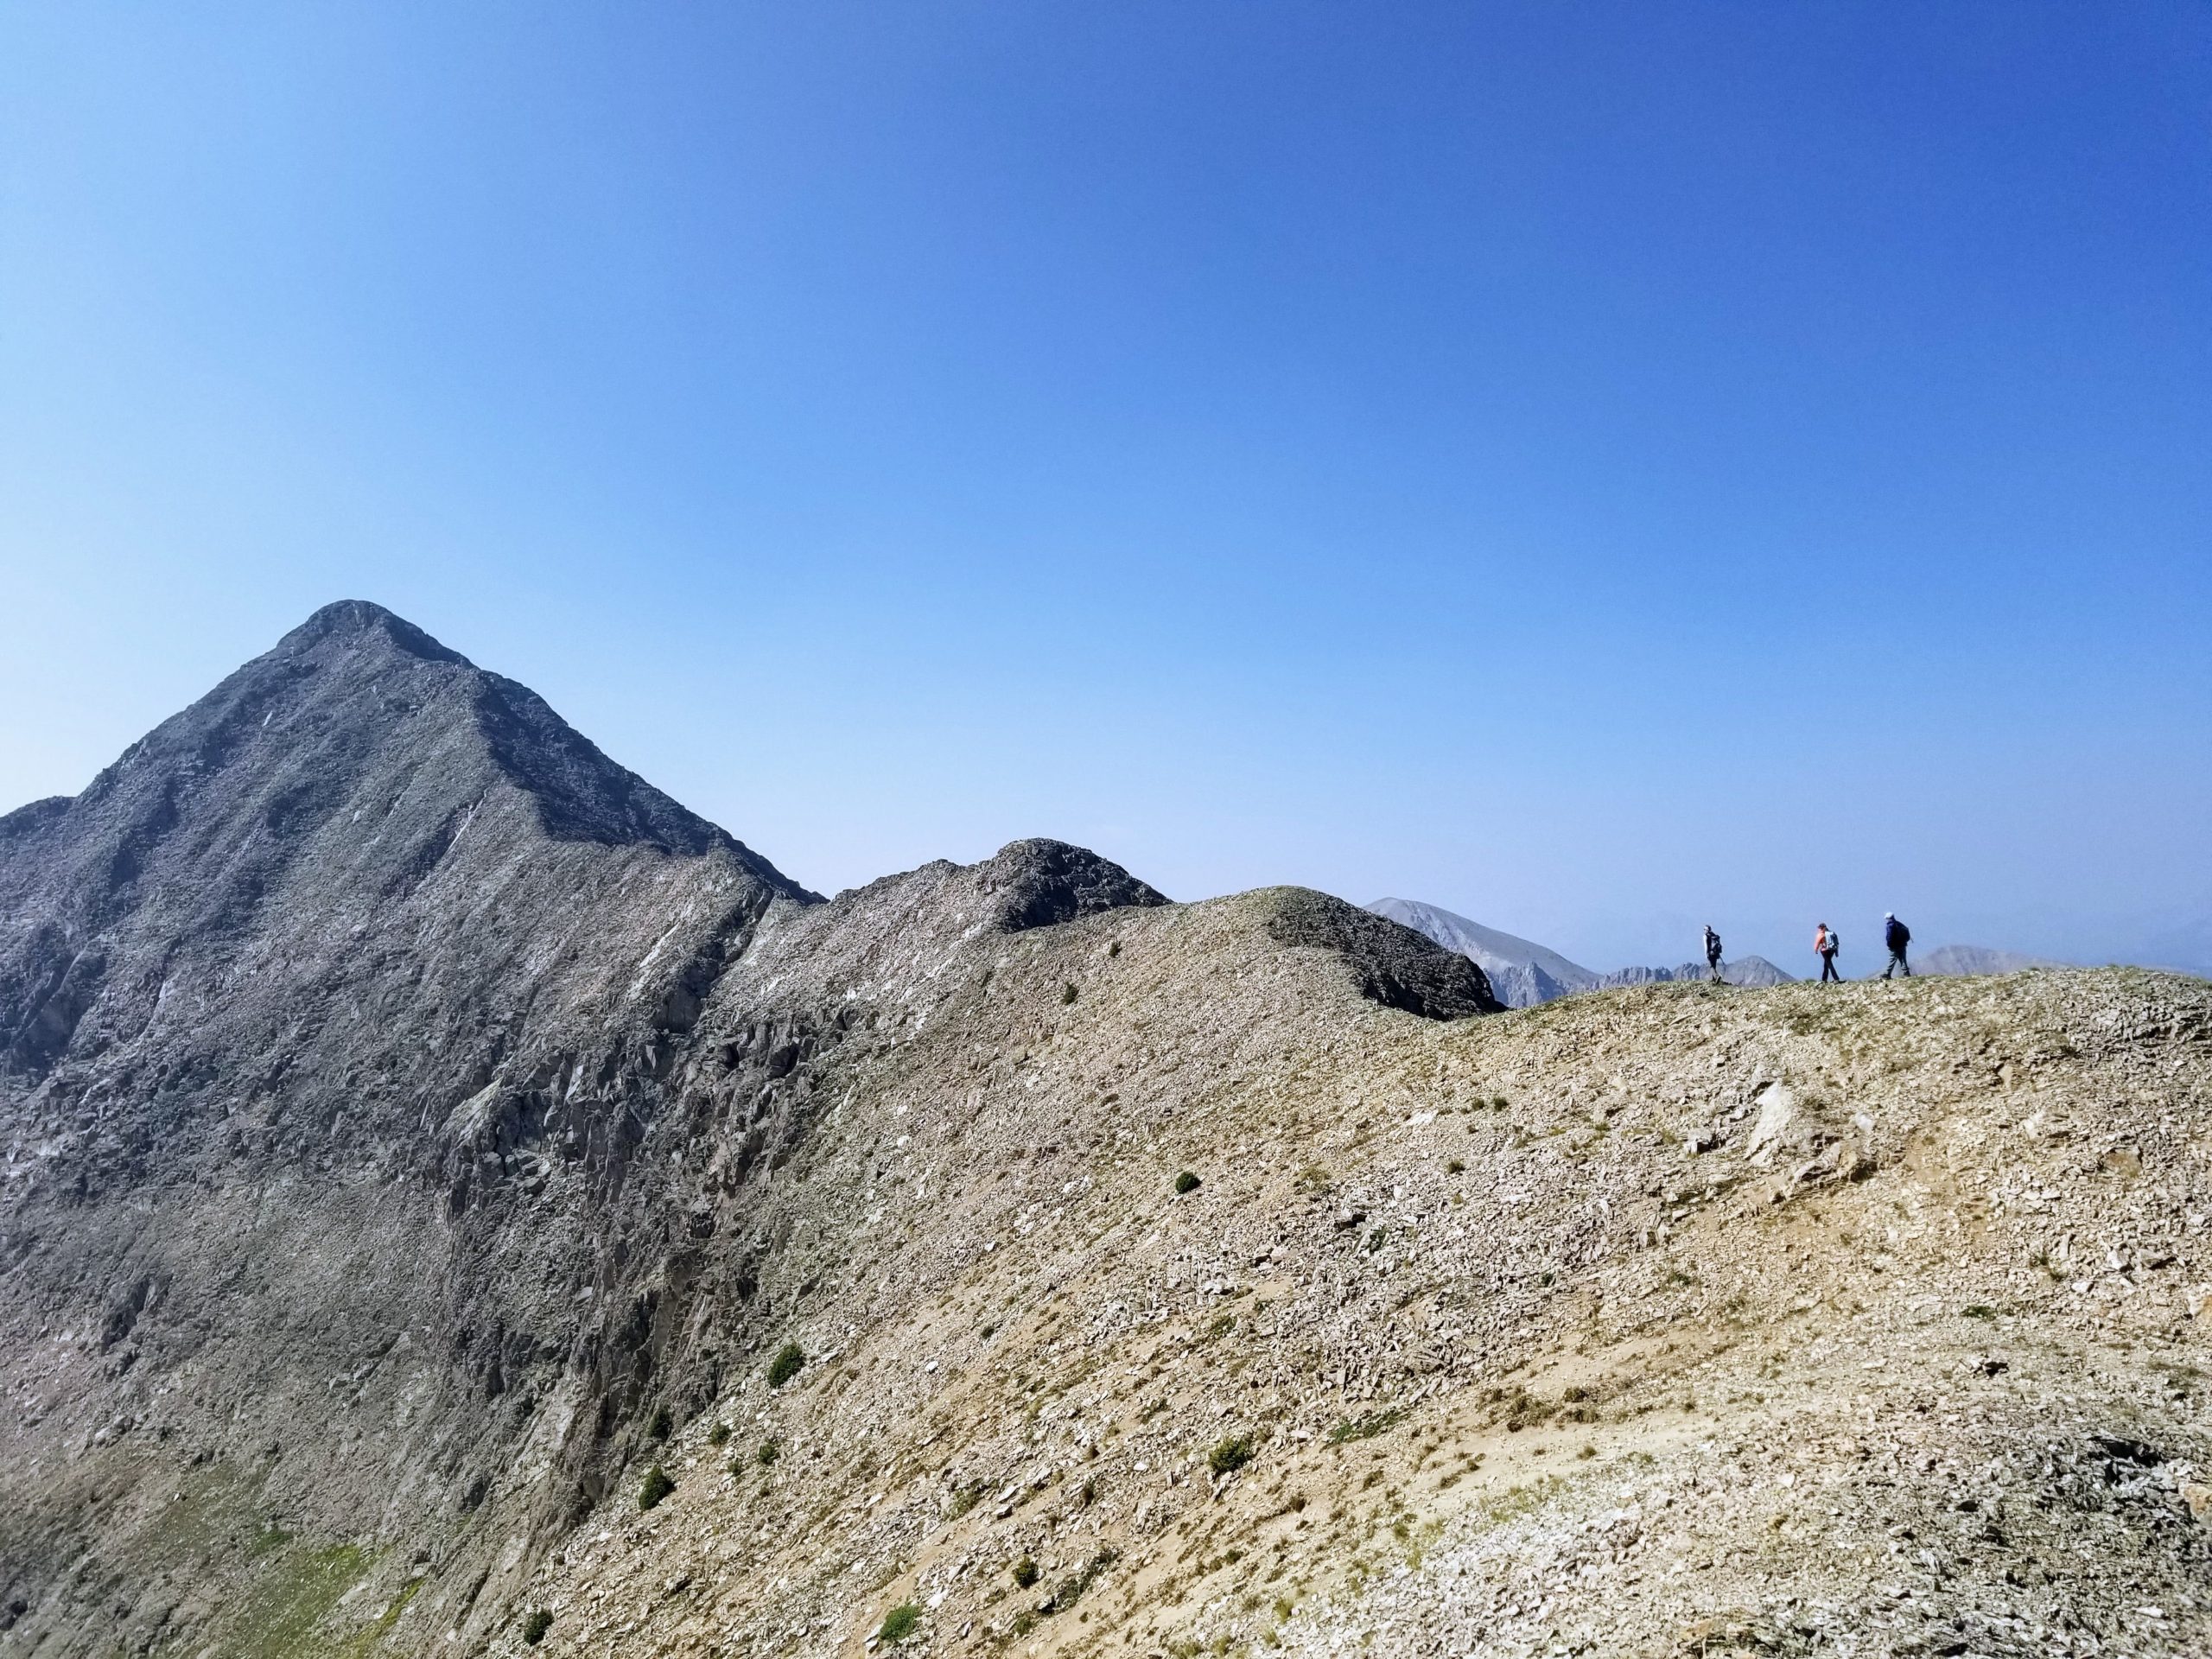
[1882,912,1911,978]
[1815,923,1841,982]
[1703,925,1723,984]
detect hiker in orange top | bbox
[1815,923,1841,982]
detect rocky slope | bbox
[6,608,2212,1659]
[0,605,1491,1658]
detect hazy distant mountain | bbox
[1370,899,1795,1001]
[1596,956,1796,989]
[2133,905,2212,977]
[1367,899,1599,1007]
[1918,944,2064,976]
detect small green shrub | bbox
[645,1404,673,1441]
[1039,1548,1119,1613]
[757,1437,781,1466]
[1962,1304,1999,1320]
[1326,1408,1404,1446]
[1174,1171,1201,1195]
[706,1420,731,1446]
[521,1608,553,1646]
[1061,982,1078,1005]
[766,1340,805,1389]
[1208,1435,1254,1476]
[878,1603,922,1643]
[638,1464,674,1510]
[1012,1555,1040,1587]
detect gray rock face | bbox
[1,600,814,1084]
[972,836,1170,931]
[0,605,1497,1656]
[0,601,834,1645]
[1266,891,1501,1019]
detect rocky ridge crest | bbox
[3,609,2209,1658]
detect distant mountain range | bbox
[1918,944,2063,976]
[1595,956,1798,991]
[1369,898,2061,1006]
[1367,899,1794,1007]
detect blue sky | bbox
[3,3,2208,973]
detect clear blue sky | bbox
[3,3,2208,974]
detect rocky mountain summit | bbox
[5,607,2212,1659]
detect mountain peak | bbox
[974,837,1169,930]
[276,598,469,666]
[0,605,816,1073]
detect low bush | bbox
[766,1341,805,1389]
[706,1420,731,1446]
[645,1405,673,1441]
[1326,1408,1403,1446]
[1012,1556,1040,1588]
[638,1464,674,1510]
[757,1438,781,1466]
[878,1603,921,1643]
[1039,1548,1119,1614]
[1173,1171,1201,1195]
[521,1609,553,1646]
[1207,1435,1254,1477]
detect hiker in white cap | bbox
[1882,912,1912,979]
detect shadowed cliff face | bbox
[0,605,1491,1657]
